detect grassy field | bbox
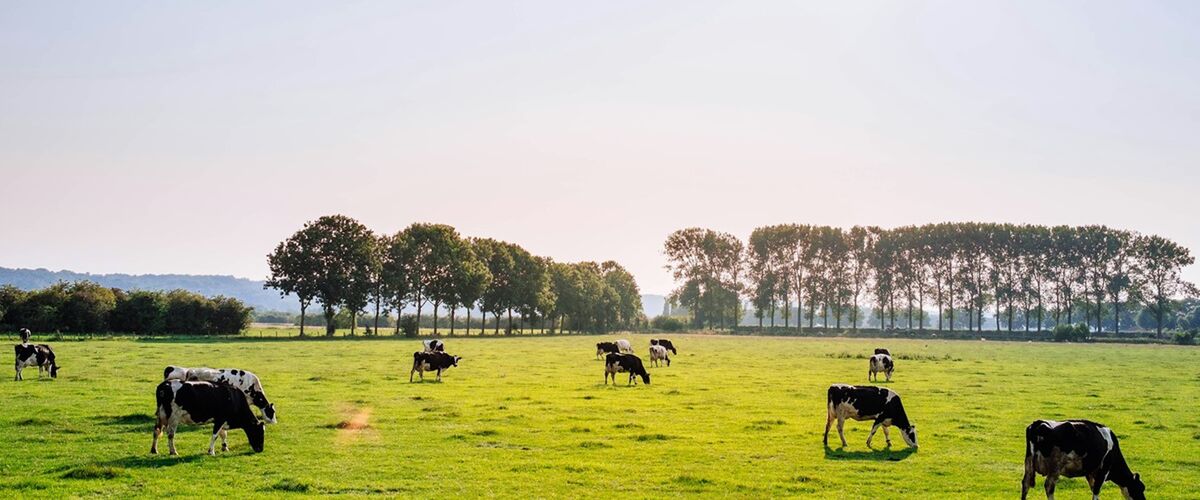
[1,335,1198,498]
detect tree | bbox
[1135,235,1197,337]
[474,238,515,335]
[398,223,464,335]
[382,232,415,336]
[60,281,117,333]
[266,223,322,336]
[664,228,743,329]
[446,242,491,336]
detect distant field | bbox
[2,335,1198,498]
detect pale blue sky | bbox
[2,1,1198,294]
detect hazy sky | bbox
[2,1,1198,295]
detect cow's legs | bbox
[151,421,163,454]
[883,424,892,446]
[207,421,224,455]
[836,417,848,447]
[1086,473,1103,500]
[866,421,881,448]
[665,356,670,367]
[14,364,20,381]
[167,426,178,456]
[886,370,892,382]
[1044,475,1057,500]
[219,427,229,452]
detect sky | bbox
[2,1,1199,295]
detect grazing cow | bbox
[19,328,31,344]
[164,366,277,424]
[604,353,650,386]
[615,339,633,353]
[1022,419,1145,500]
[824,384,917,449]
[595,342,619,359]
[874,347,890,356]
[423,339,445,353]
[648,345,671,367]
[410,351,461,382]
[14,344,58,381]
[151,380,265,456]
[869,354,894,382]
[650,339,678,355]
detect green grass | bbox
[1,334,1198,498]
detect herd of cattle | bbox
[10,327,1147,498]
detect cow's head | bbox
[245,421,265,452]
[49,363,58,378]
[452,356,461,367]
[640,372,650,385]
[1123,473,1145,500]
[250,391,277,424]
[901,425,918,448]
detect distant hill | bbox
[1,267,665,319]
[0,267,295,313]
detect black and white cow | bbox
[615,339,633,353]
[596,342,619,359]
[868,354,894,382]
[151,380,265,456]
[825,384,917,449]
[164,366,277,424]
[650,338,678,355]
[648,345,671,367]
[604,353,650,386]
[410,351,461,382]
[1022,419,1145,500]
[874,347,890,356]
[19,328,31,344]
[14,344,58,381]
[422,339,445,353]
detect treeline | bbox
[0,281,253,335]
[665,223,1196,337]
[265,215,645,336]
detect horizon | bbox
[3,2,1199,296]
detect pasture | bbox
[2,335,1198,498]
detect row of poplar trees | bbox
[265,215,644,336]
[665,223,1196,337]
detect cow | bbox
[595,342,620,359]
[14,344,58,381]
[615,339,633,353]
[824,384,917,449]
[1022,419,1146,500]
[151,380,265,456]
[423,339,445,353]
[648,345,671,367]
[869,354,894,382]
[19,328,31,344]
[650,338,678,355]
[163,366,277,424]
[874,347,890,356]
[411,351,461,382]
[604,353,650,386]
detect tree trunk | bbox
[297,303,309,337]
[373,300,381,336]
[495,312,500,335]
[350,311,357,336]
[324,306,336,336]
[433,301,440,335]
[507,309,513,334]
[416,291,424,337]
[450,306,456,336]
[466,308,471,336]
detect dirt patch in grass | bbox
[745,419,787,431]
[634,433,675,441]
[578,441,611,448]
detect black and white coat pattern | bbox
[151,380,265,456]
[164,366,276,423]
[595,342,619,359]
[1022,419,1145,500]
[868,354,894,382]
[604,353,650,385]
[824,384,917,449]
[422,339,445,353]
[410,351,460,382]
[14,343,58,381]
[648,345,671,367]
[650,339,677,355]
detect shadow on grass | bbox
[100,450,252,469]
[823,445,916,461]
